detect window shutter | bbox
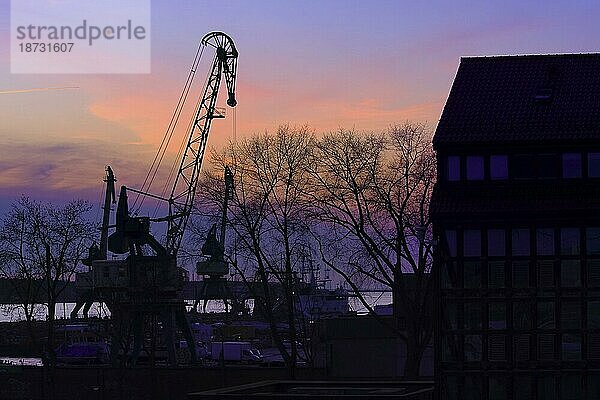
[538,261,554,288]
[538,334,555,360]
[488,335,506,361]
[588,334,600,360]
[514,334,530,361]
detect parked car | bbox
[210,341,263,363]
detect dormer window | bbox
[534,87,553,102]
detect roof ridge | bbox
[461,52,600,60]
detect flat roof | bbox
[188,380,434,399]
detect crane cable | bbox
[93,170,106,226]
[135,43,204,211]
[132,41,206,212]
[233,104,237,143]
[152,52,218,219]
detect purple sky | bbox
[1,0,599,216]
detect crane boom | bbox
[167,32,238,256]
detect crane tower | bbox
[74,32,238,366]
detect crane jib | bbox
[166,32,238,257]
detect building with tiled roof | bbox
[432,53,600,400]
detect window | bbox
[588,375,600,400]
[489,303,506,329]
[441,261,459,289]
[464,261,481,288]
[488,335,506,360]
[464,335,482,361]
[561,375,582,400]
[562,334,582,360]
[441,335,459,361]
[464,376,482,400]
[587,228,600,255]
[561,228,580,255]
[512,154,534,179]
[588,301,600,328]
[589,335,600,360]
[464,302,482,330]
[444,303,458,330]
[444,376,459,400]
[488,261,505,288]
[512,261,530,288]
[513,301,532,329]
[538,154,560,178]
[513,376,532,400]
[446,156,460,181]
[538,334,555,360]
[514,335,530,361]
[538,83,557,100]
[537,376,556,400]
[562,153,582,178]
[561,302,581,329]
[463,230,481,256]
[561,260,581,287]
[537,261,555,288]
[589,153,600,177]
[466,156,484,180]
[488,376,507,400]
[444,230,457,257]
[490,155,508,180]
[536,228,555,256]
[487,229,505,256]
[589,260,600,287]
[512,229,530,256]
[538,302,555,329]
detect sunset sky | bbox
[1,0,600,213]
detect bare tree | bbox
[0,197,95,364]
[307,122,436,378]
[195,125,315,377]
[0,198,44,345]
[192,122,435,377]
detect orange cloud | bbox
[88,95,173,145]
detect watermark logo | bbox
[11,0,151,74]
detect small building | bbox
[431,54,600,399]
[312,315,433,378]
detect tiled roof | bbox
[430,181,600,219]
[433,54,600,147]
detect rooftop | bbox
[433,53,600,147]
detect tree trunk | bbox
[46,301,56,366]
[286,288,297,379]
[45,245,56,366]
[24,312,36,349]
[392,279,403,329]
[402,334,423,379]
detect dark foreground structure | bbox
[432,53,600,399]
[0,366,323,400]
[189,380,434,400]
